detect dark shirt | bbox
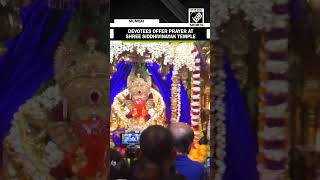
[175,155,205,180]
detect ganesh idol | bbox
[2,31,109,179]
[110,63,167,133]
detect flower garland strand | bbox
[171,68,181,123]
[177,83,181,123]
[212,70,227,180]
[257,0,289,179]
[5,86,63,179]
[190,48,202,141]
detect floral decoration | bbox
[110,41,196,71]
[257,0,289,179]
[0,0,9,6]
[188,143,210,164]
[5,86,63,179]
[190,49,202,140]
[210,0,274,30]
[212,69,227,180]
[170,68,181,123]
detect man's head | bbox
[169,123,194,154]
[139,125,175,164]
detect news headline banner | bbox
[112,28,207,40]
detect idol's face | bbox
[128,77,150,101]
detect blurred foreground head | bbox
[139,125,175,164]
[169,123,194,154]
[131,158,161,180]
[110,148,130,179]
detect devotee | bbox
[130,157,161,180]
[110,148,130,180]
[138,125,185,179]
[169,123,206,180]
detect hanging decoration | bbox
[190,48,202,141]
[257,0,289,179]
[212,69,227,180]
[170,68,181,123]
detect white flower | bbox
[262,103,288,118]
[191,94,201,99]
[124,107,130,115]
[177,83,181,122]
[211,69,227,178]
[261,149,287,161]
[148,108,155,117]
[265,61,288,74]
[191,121,199,126]
[211,0,273,30]
[265,39,288,52]
[0,0,9,6]
[192,74,200,78]
[193,80,201,86]
[43,141,64,168]
[263,80,288,94]
[259,127,286,140]
[192,87,201,92]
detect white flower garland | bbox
[0,0,9,6]
[173,43,196,71]
[212,70,227,180]
[211,0,274,30]
[6,85,64,179]
[110,41,196,71]
[177,83,181,122]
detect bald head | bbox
[140,125,175,164]
[169,123,194,154]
